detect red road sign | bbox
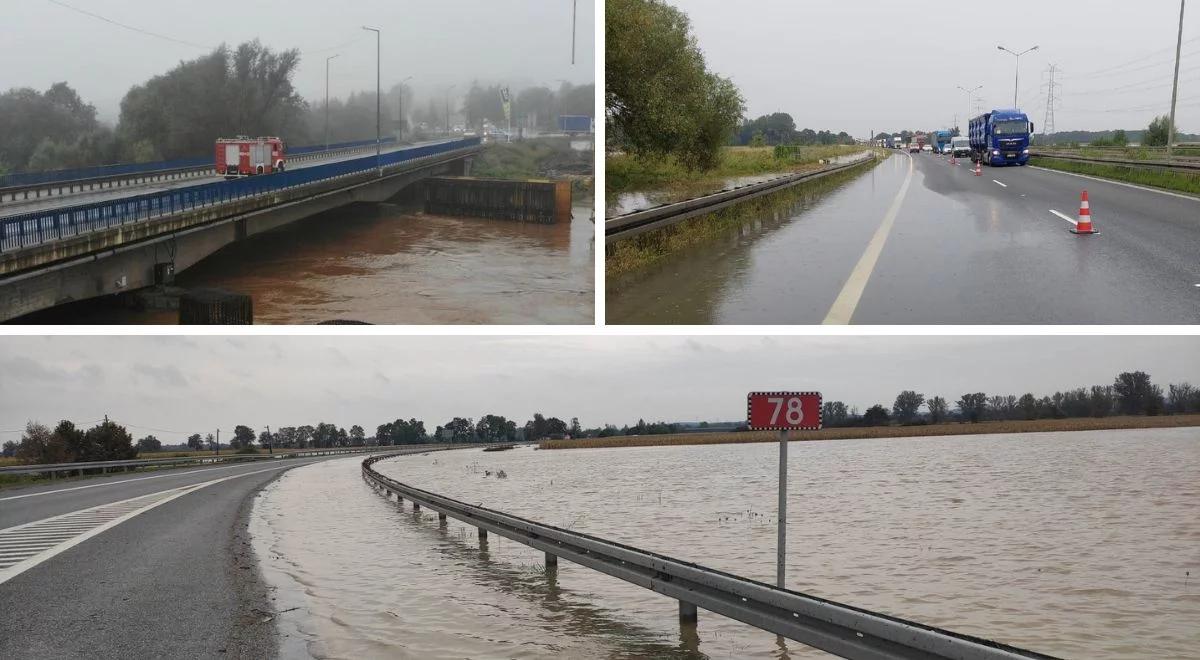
[747,392,822,430]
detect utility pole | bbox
[997,45,1039,107]
[571,0,577,65]
[264,425,272,455]
[1042,64,1058,137]
[1168,0,1186,162]
[325,54,339,151]
[362,26,382,175]
[777,429,788,588]
[215,429,219,457]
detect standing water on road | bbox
[251,428,1199,659]
[20,202,593,324]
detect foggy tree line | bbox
[0,40,595,175]
[735,113,856,148]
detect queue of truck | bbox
[883,108,1033,166]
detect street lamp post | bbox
[997,45,1039,107]
[362,26,381,175]
[324,54,340,151]
[398,75,412,143]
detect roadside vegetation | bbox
[540,415,1200,450]
[606,155,883,285]
[1030,156,1200,196]
[607,144,867,194]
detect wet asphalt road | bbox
[0,456,353,659]
[608,151,1200,324]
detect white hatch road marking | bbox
[823,153,915,324]
[993,180,1008,188]
[0,464,292,585]
[1050,210,1078,226]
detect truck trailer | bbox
[558,115,594,134]
[968,109,1033,166]
[215,136,286,178]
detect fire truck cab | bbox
[215,136,286,178]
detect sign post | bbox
[747,391,822,589]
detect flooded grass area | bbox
[253,428,1200,659]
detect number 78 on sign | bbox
[747,392,823,430]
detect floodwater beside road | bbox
[251,428,1200,659]
[17,202,594,324]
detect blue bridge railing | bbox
[0,137,399,189]
[0,137,477,254]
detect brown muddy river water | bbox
[251,428,1199,659]
[26,202,593,324]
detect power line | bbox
[45,0,213,50]
[1073,36,1200,78]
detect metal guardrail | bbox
[0,445,400,478]
[0,137,481,254]
[606,153,878,242]
[0,137,398,190]
[0,138,403,204]
[361,453,1055,660]
[1029,150,1200,171]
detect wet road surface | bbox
[608,152,1200,324]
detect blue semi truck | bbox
[933,130,954,153]
[968,108,1033,166]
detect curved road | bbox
[608,152,1200,324]
[0,456,363,659]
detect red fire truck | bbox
[215,136,286,178]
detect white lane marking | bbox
[1029,165,1200,203]
[823,154,915,324]
[0,458,309,502]
[993,180,1008,188]
[0,463,294,584]
[1050,210,1078,226]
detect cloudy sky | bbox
[4,0,594,123]
[668,0,1198,136]
[0,335,1195,443]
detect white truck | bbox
[950,136,971,157]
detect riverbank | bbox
[1030,156,1200,196]
[540,414,1200,449]
[472,137,594,197]
[606,144,868,194]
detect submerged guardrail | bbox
[362,452,1055,660]
[605,152,878,242]
[0,137,480,254]
[0,446,401,479]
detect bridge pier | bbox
[545,552,558,569]
[412,501,420,511]
[438,513,447,525]
[679,601,698,622]
[478,527,488,541]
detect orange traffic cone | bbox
[1070,190,1099,235]
[950,154,957,165]
[974,160,982,176]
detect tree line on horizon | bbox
[4,372,1195,465]
[0,40,594,176]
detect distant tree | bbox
[1113,371,1162,415]
[956,393,988,423]
[135,435,162,453]
[82,420,137,461]
[1143,115,1174,147]
[821,401,849,426]
[892,391,925,424]
[1167,383,1197,414]
[1088,386,1114,417]
[232,425,256,450]
[1111,129,1128,146]
[569,417,583,438]
[926,396,948,424]
[206,433,217,451]
[186,433,204,451]
[443,418,475,442]
[258,430,274,449]
[15,422,67,465]
[1018,393,1038,420]
[861,405,890,426]
[1,441,16,458]
[350,425,366,447]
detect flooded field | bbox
[251,427,1200,659]
[21,202,593,324]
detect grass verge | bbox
[472,138,594,197]
[607,145,869,194]
[606,155,883,285]
[540,414,1200,450]
[1030,156,1200,196]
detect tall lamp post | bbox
[1167,0,1186,163]
[445,84,456,137]
[398,75,413,143]
[362,26,381,175]
[325,54,340,151]
[997,45,1039,107]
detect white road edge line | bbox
[0,463,294,586]
[993,180,1008,188]
[1029,165,1200,203]
[823,153,915,324]
[1049,210,1078,226]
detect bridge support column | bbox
[413,502,420,511]
[679,601,697,622]
[438,513,447,524]
[545,552,557,569]
[478,527,488,541]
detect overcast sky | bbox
[3,0,594,123]
[668,0,1198,136]
[0,336,1195,442]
